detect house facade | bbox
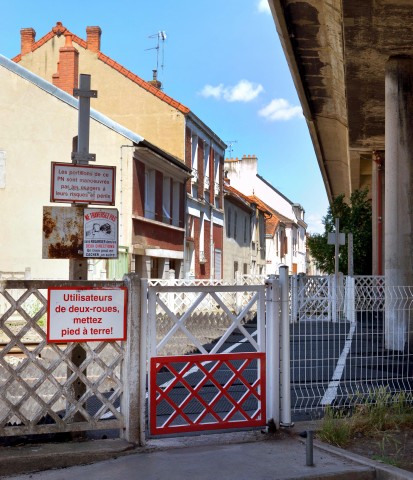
[224,155,307,274]
[131,143,190,279]
[13,22,226,279]
[0,54,189,280]
[223,183,268,281]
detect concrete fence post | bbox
[121,273,142,444]
[279,265,292,426]
[265,275,280,428]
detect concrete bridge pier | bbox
[385,55,413,351]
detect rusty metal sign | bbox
[42,206,84,259]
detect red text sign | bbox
[47,287,127,343]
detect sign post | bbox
[69,74,97,281]
[69,74,97,424]
[327,218,345,322]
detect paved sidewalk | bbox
[0,428,412,480]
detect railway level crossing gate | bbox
[0,271,291,444]
[144,275,286,437]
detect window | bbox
[244,216,247,244]
[204,143,210,189]
[191,133,198,198]
[213,151,219,188]
[251,216,257,244]
[199,212,205,259]
[243,263,248,275]
[227,208,232,238]
[259,214,265,249]
[163,176,171,223]
[172,181,180,227]
[144,169,155,220]
[191,134,198,169]
[214,249,222,280]
[234,261,239,278]
[234,211,238,240]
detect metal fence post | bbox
[121,274,142,444]
[291,274,298,323]
[279,265,292,426]
[265,275,280,428]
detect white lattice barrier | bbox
[0,280,125,437]
[149,277,265,319]
[291,275,332,322]
[289,275,413,416]
[146,282,266,357]
[144,281,269,435]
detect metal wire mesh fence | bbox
[290,276,413,418]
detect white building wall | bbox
[0,62,135,279]
[225,155,307,274]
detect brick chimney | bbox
[86,26,102,52]
[148,70,162,89]
[20,28,36,55]
[52,32,79,95]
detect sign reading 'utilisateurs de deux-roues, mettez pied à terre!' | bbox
[47,287,127,342]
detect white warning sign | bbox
[83,208,118,258]
[47,287,127,342]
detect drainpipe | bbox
[210,204,214,280]
[373,151,384,275]
[120,145,135,247]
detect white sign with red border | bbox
[51,162,116,205]
[47,287,127,343]
[83,208,118,258]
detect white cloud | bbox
[258,98,303,121]
[257,0,271,14]
[199,84,224,99]
[200,80,264,103]
[306,213,324,235]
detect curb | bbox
[0,439,137,478]
[314,440,413,480]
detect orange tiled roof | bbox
[225,183,273,215]
[12,22,190,115]
[224,184,294,236]
[248,194,293,236]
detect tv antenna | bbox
[226,140,238,157]
[146,31,167,77]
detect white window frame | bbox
[145,169,156,220]
[163,175,171,223]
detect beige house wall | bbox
[18,37,186,160]
[0,64,135,279]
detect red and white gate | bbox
[142,279,277,436]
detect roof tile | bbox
[13,22,192,115]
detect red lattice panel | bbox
[150,352,266,435]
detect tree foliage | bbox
[307,189,372,275]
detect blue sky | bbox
[0,0,329,233]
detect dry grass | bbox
[317,387,413,471]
